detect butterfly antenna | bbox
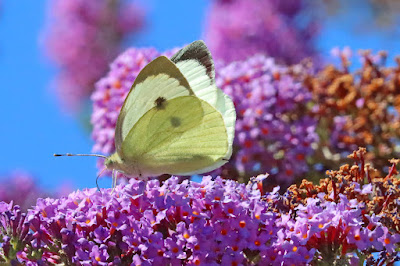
[96,167,108,192]
[54,153,107,159]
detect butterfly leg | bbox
[111,170,117,194]
[96,167,107,191]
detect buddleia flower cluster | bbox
[91,47,318,186]
[305,48,400,175]
[204,0,319,64]
[0,171,63,211]
[214,55,318,185]
[286,148,400,264]
[1,149,399,265]
[43,0,144,111]
[1,176,305,265]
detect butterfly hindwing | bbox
[115,56,194,153]
[171,41,236,157]
[215,88,236,158]
[121,96,228,176]
[192,88,236,173]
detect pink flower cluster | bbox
[44,0,144,111]
[204,0,318,64]
[0,171,72,212]
[1,174,398,264]
[214,55,318,185]
[0,171,52,211]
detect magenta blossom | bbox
[204,0,319,64]
[43,0,144,111]
[1,176,398,264]
[0,171,69,211]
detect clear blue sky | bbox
[0,1,399,192]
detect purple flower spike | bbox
[2,162,400,265]
[0,205,37,263]
[2,177,286,264]
[43,0,144,111]
[204,0,319,64]
[0,171,65,211]
[214,54,318,185]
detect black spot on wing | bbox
[170,40,214,80]
[170,117,181,127]
[155,97,167,109]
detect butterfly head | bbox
[104,152,141,177]
[104,153,123,171]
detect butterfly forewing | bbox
[121,96,228,176]
[170,40,214,80]
[171,40,219,107]
[115,56,194,153]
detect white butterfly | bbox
[56,41,236,187]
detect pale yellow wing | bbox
[170,40,236,166]
[192,88,236,173]
[114,56,194,153]
[120,96,228,176]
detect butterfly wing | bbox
[114,56,194,153]
[194,88,236,173]
[170,40,218,106]
[121,96,228,176]
[171,40,236,164]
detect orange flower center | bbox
[239,221,246,228]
